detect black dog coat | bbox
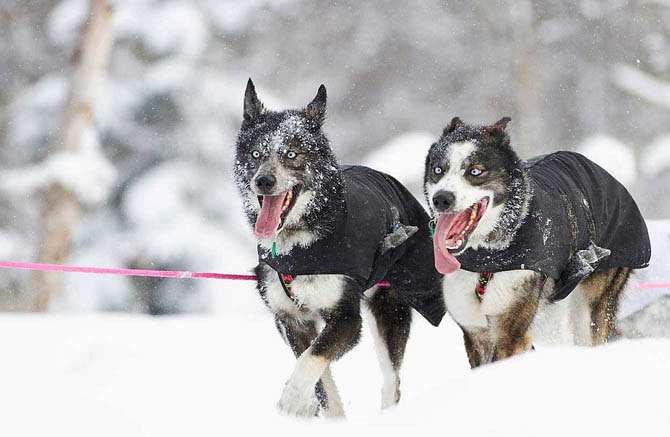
[455,151,651,301]
[258,166,446,326]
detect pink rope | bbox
[0,260,667,290]
[0,260,391,287]
[633,282,670,290]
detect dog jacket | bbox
[454,151,651,301]
[258,165,446,326]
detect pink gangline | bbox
[0,260,391,287]
[633,282,670,290]
[0,261,665,290]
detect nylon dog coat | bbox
[454,151,651,300]
[259,165,446,326]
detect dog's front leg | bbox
[278,292,362,417]
[491,275,542,361]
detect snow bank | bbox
[576,134,637,186]
[363,131,434,195]
[0,314,667,437]
[641,134,670,177]
[620,219,670,318]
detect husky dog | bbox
[423,117,651,367]
[234,79,444,417]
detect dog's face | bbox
[424,117,522,273]
[234,79,339,241]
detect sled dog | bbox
[234,79,444,416]
[423,116,651,367]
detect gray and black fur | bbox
[234,79,412,417]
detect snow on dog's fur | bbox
[234,80,414,417]
[423,117,633,366]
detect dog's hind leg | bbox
[580,267,631,345]
[365,286,412,408]
[277,290,362,417]
[462,327,493,368]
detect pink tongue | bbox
[433,213,462,274]
[254,193,288,239]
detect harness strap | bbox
[475,272,494,299]
[277,271,298,303]
[475,272,549,300]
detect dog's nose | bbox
[255,174,276,193]
[432,191,456,212]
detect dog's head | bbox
[424,117,528,274]
[234,79,342,242]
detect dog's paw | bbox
[277,383,319,417]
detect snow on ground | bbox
[1,299,669,436]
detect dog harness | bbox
[474,272,548,301]
[475,272,494,299]
[278,272,296,301]
[455,152,651,301]
[258,165,446,326]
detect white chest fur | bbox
[442,269,536,329]
[262,267,347,317]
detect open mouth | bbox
[433,197,489,274]
[254,185,302,239]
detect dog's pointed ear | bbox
[484,117,512,146]
[494,117,511,129]
[484,117,511,137]
[304,84,327,129]
[243,78,264,128]
[443,117,464,136]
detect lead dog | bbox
[234,80,444,416]
[423,117,651,366]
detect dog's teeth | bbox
[457,239,463,246]
[281,191,293,212]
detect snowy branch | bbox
[611,64,670,109]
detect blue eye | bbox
[433,166,443,175]
[286,151,297,159]
[469,167,483,176]
[251,150,261,159]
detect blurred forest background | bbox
[0,0,669,314]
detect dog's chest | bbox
[442,269,536,328]
[263,270,346,315]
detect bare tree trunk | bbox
[31,0,114,311]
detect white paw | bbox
[277,382,319,417]
[381,386,401,409]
